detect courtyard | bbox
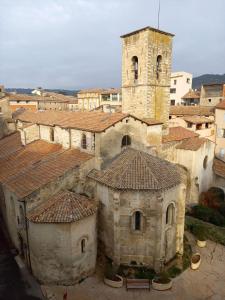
[43,236,225,300]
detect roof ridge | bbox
[136,151,160,187]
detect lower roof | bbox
[176,137,207,151]
[0,132,22,159]
[162,127,198,143]
[170,106,215,117]
[27,191,97,223]
[0,138,93,199]
[183,116,214,124]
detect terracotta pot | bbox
[197,240,206,248]
[191,253,201,270]
[104,275,123,288]
[152,278,172,291]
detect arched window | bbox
[81,239,86,253]
[134,211,141,230]
[81,133,87,149]
[166,203,175,225]
[132,56,138,82]
[121,135,131,148]
[156,55,162,79]
[50,127,54,142]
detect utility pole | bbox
[158,0,161,29]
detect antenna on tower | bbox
[157,0,161,29]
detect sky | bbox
[0,0,225,89]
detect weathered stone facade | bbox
[121,27,173,131]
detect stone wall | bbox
[0,157,95,254]
[94,181,185,272]
[19,124,39,145]
[28,214,97,284]
[161,139,215,205]
[97,116,162,166]
[38,101,68,111]
[0,96,12,138]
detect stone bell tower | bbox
[121,27,174,130]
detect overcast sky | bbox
[0,0,225,89]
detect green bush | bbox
[167,266,182,278]
[191,205,225,227]
[191,224,207,241]
[135,267,155,280]
[154,272,171,284]
[186,216,225,246]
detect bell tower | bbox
[121,27,174,130]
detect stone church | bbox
[0,26,214,284]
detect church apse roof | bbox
[27,191,97,223]
[88,148,181,190]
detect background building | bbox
[181,90,200,106]
[170,72,192,105]
[200,83,225,107]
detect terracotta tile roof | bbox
[88,148,180,190]
[9,93,47,102]
[4,148,93,199]
[176,137,207,151]
[0,132,23,159]
[78,88,105,94]
[163,127,198,143]
[67,98,78,104]
[101,88,121,94]
[8,93,72,103]
[27,191,97,223]
[216,99,225,110]
[170,106,214,116]
[213,158,225,179]
[183,116,214,124]
[140,118,163,126]
[182,90,200,99]
[15,110,128,133]
[0,140,62,185]
[10,105,37,112]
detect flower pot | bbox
[191,253,201,270]
[197,240,206,248]
[104,275,123,288]
[152,278,172,291]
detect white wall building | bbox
[170,72,192,105]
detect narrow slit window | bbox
[134,211,141,230]
[81,134,87,149]
[81,239,86,253]
[132,56,138,83]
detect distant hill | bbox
[5,88,79,96]
[193,74,225,89]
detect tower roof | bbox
[120,26,174,38]
[88,148,180,190]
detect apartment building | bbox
[170,72,192,105]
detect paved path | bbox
[43,237,225,300]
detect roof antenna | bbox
[157,0,161,29]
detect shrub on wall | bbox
[190,205,225,227]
